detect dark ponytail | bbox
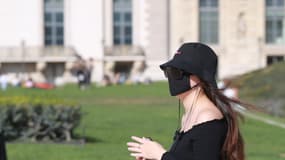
[199,80,253,160]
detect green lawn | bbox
[234,62,285,116]
[2,82,285,160]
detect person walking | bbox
[127,43,250,160]
[0,73,8,91]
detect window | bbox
[267,55,284,65]
[113,0,132,45]
[44,0,64,46]
[199,0,219,44]
[265,0,285,44]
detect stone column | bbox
[104,61,114,75]
[63,61,76,83]
[130,61,145,83]
[35,62,46,82]
[104,61,115,81]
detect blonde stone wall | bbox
[143,0,169,60]
[218,0,265,78]
[170,0,270,79]
[0,0,43,47]
[67,0,104,82]
[1,0,283,83]
[170,0,199,56]
[139,0,170,80]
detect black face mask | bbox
[164,67,191,96]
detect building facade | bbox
[0,0,170,84]
[0,0,104,84]
[102,0,170,83]
[0,0,284,85]
[171,0,285,78]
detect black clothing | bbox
[165,69,191,96]
[0,134,7,160]
[162,119,227,160]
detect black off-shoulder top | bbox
[161,118,227,160]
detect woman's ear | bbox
[189,75,200,88]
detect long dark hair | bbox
[199,79,253,160]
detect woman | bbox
[127,43,247,160]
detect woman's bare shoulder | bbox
[195,106,224,125]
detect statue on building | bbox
[237,12,247,39]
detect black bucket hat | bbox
[160,42,218,88]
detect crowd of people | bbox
[101,72,152,87]
[0,57,155,92]
[0,73,54,91]
[0,63,241,94]
[0,58,95,91]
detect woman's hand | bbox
[127,136,166,160]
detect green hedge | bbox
[0,96,81,142]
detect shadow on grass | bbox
[73,135,104,144]
[7,135,104,146]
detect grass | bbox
[233,62,285,116]
[1,82,285,160]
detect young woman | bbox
[127,43,246,160]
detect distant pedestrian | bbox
[11,74,20,87]
[102,74,112,86]
[0,73,8,91]
[24,78,34,88]
[218,79,239,100]
[86,58,94,85]
[77,69,87,90]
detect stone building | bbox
[0,0,284,85]
[0,0,170,84]
[0,0,106,84]
[171,0,285,78]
